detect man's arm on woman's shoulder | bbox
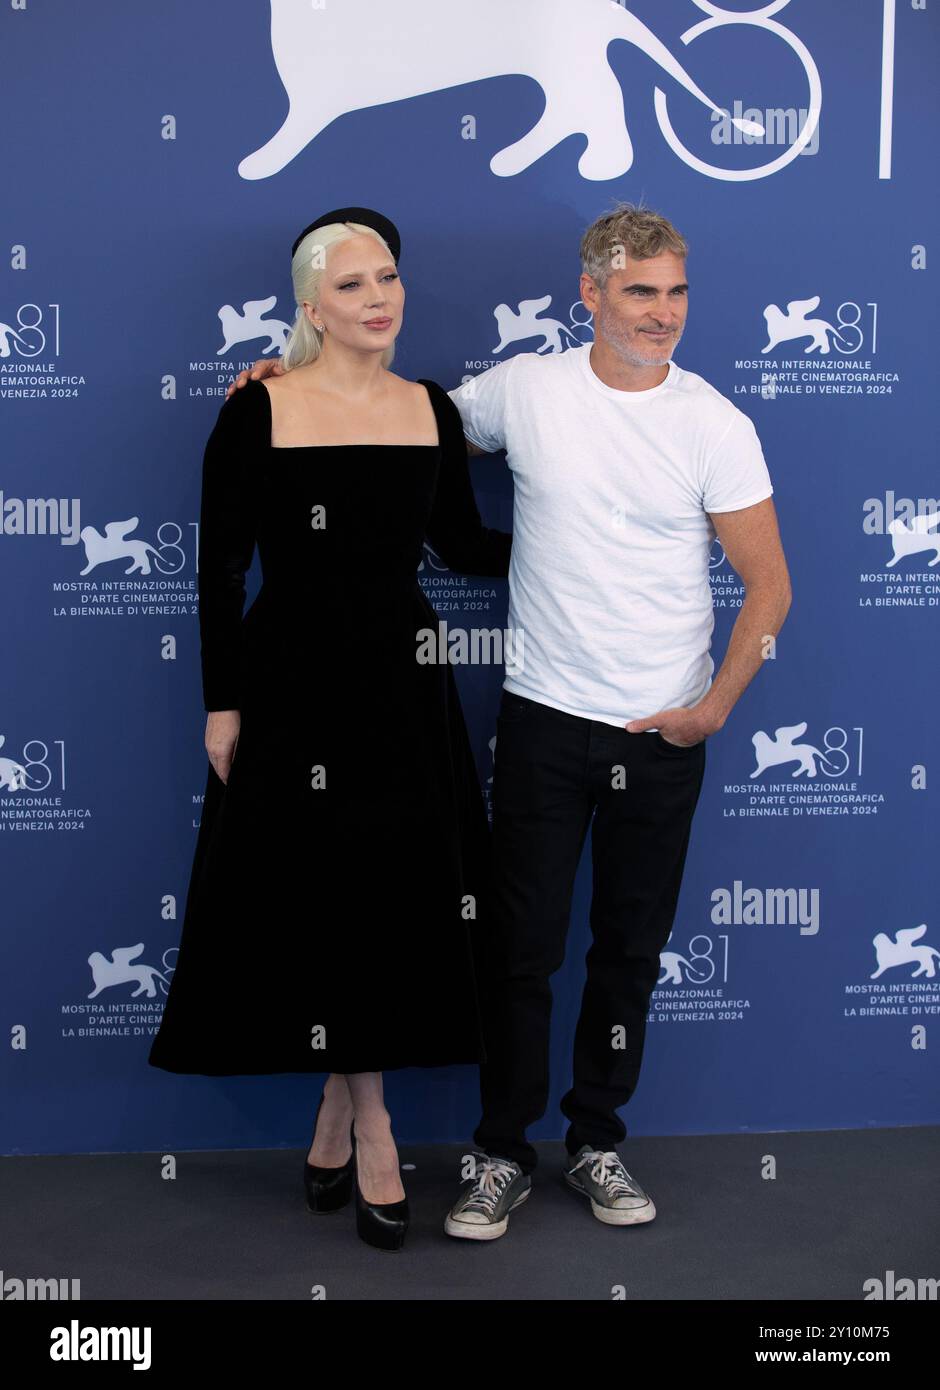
[225,357,285,399]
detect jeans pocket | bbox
[653,730,704,755]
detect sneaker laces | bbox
[461,1156,518,1214]
[570,1149,637,1198]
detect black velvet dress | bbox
[147,378,511,1075]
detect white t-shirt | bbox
[446,344,774,729]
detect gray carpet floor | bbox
[2,1127,936,1300]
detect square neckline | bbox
[255,376,443,451]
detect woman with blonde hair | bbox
[149,207,511,1252]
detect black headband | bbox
[291,206,401,262]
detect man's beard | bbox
[603,316,684,368]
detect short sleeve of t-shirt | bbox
[446,357,516,453]
[700,407,774,513]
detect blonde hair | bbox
[580,201,688,290]
[280,221,397,371]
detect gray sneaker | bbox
[445,1151,531,1240]
[563,1145,656,1225]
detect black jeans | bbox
[472,690,707,1173]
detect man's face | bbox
[581,250,688,368]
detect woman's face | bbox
[304,232,404,353]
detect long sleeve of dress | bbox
[421,379,512,577]
[197,389,258,712]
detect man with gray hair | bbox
[441,202,789,1238]
[231,201,791,1241]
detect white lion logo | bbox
[870,925,940,981]
[751,722,826,779]
[216,296,292,356]
[658,951,697,985]
[885,512,940,568]
[761,295,836,355]
[492,296,587,355]
[0,734,28,791]
[239,0,764,182]
[87,944,175,999]
[79,518,162,576]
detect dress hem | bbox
[147,1054,485,1076]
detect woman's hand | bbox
[225,358,285,399]
[205,710,241,784]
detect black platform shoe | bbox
[303,1094,355,1214]
[353,1134,410,1251]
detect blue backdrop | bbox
[2,0,938,1156]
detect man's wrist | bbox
[694,696,729,736]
